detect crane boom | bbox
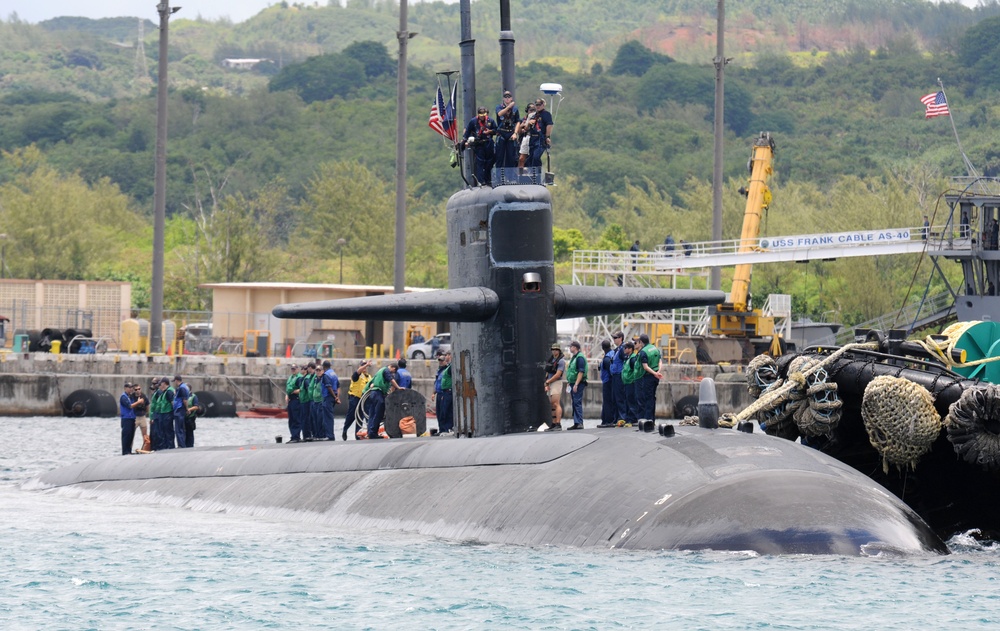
[730,132,775,312]
[709,132,779,352]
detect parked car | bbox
[406,333,451,359]
[182,322,214,354]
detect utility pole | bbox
[150,1,179,354]
[459,0,476,184]
[393,1,414,354]
[710,0,727,292]
[337,238,346,284]
[0,233,7,279]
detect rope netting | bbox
[861,375,941,474]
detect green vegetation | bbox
[1,0,1000,327]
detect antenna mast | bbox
[135,19,150,85]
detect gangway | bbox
[573,222,970,351]
[832,291,956,346]
[574,225,955,279]
[653,225,944,271]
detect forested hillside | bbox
[2,0,1000,326]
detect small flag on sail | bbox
[443,82,457,142]
[920,91,950,118]
[429,84,459,142]
[429,86,447,137]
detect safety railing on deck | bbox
[833,291,955,346]
[491,166,551,187]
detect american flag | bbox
[921,91,950,119]
[429,83,458,142]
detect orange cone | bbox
[285,344,291,358]
[395,348,401,360]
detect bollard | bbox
[697,378,719,429]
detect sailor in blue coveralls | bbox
[320,360,340,440]
[395,359,412,388]
[463,107,498,186]
[172,375,191,448]
[527,97,553,168]
[599,339,616,427]
[494,90,520,173]
[119,381,141,455]
[609,332,627,424]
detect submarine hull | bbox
[33,428,945,555]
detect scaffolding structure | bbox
[570,248,792,352]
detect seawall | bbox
[0,353,753,419]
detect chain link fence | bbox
[1,302,369,358]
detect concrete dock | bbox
[0,352,753,418]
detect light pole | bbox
[150,1,180,354]
[393,0,415,353]
[337,238,347,284]
[710,0,727,292]
[0,233,7,280]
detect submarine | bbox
[31,0,948,556]
[35,425,945,555]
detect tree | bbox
[550,174,598,240]
[405,204,448,288]
[593,224,630,251]
[268,53,366,103]
[163,171,288,309]
[0,146,137,280]
[342,40,394,78]
[636,62,754,134]
[598,178,697,246]
[958,16,1000,70]
[553,227,587,261]
[636,63,711,114]
[609,40,672,77]
[298,161,395,284]
[204,187,284,283]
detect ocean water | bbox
[3,417,999,630]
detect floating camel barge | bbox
[741,334,1000,540]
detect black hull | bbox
[31,427,945,556]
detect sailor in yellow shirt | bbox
[343,359,373,440]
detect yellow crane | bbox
[709,132,782,354]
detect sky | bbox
[0,0,986,25]
[6,1,301,24]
